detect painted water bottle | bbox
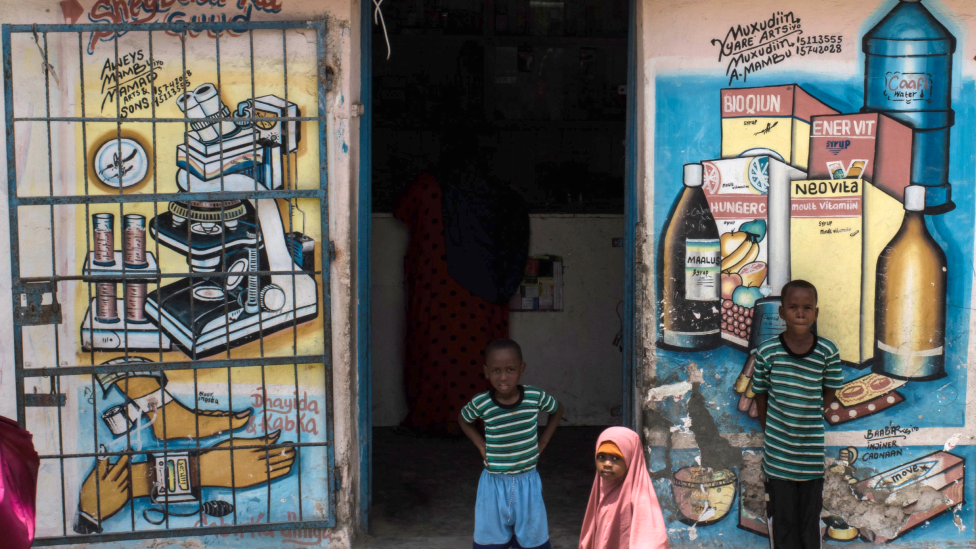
[862,0,956,213]
[873,185,946,380]
[659,164,722,351]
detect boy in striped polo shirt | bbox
[753,280,843,549]
[459,338,564,549]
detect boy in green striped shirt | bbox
[752,280,843,549]
[459,338,564,549]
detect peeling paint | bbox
[646,380,693,402]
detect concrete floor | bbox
[365,426,608,549]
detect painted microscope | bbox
[145,83,318,358]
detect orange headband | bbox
[597,441,624,461]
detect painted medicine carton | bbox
[721,84,839,170]
[789,179,904,365]
[702,156,805,349]
[808,112,914,203]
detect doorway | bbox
[359,0,638,545]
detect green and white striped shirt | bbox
[752,334,844,481]
[460,385,559,474]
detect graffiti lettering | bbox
[198,391,219,404]
[711,12,798,60]
[793,181,859,196]
[710,12,802,84]
[250,389,321,416]
[864,424,918,440]
[861,448,904,462]
[99,48,185,115]
[246,389,321,435]
[723,93,782,115]
[813,118,876,137]
[86,0,286,54]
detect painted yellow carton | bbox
[721,85,838,170]
[790,179,904,365]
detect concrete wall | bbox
[637,0,976,547]
[0,0,365,547]
[371,213,624,427]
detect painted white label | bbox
[685,239,721,301]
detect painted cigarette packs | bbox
[702,156,805,349]
[721,84,839,170]
[808,112,913,202]
[789,179,904,365]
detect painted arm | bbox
[458,412,487,461]
[538,401,564,455]
[754,392,768,433]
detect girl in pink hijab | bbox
[579,427,669,549]
[0,416,39,549]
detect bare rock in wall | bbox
[739,452,765,518]
[820,461,953,542]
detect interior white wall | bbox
[371,213,624,426]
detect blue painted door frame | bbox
[356,0,640,531]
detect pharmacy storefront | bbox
[0,0,975,548]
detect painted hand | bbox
[199,430,296,488]
[115,375,252,440]
[78,453,132,521]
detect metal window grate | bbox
[3,20,336,545]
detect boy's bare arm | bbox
[754,393,768,433]
[538,401,564,455]
[458,412,487,460]
[823,388,837,413]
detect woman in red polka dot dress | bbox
[394,169,523,434]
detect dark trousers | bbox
[765,478,823,549]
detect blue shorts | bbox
[473,468,551,549]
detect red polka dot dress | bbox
[394,172,510,432]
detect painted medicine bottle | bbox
[659,164,722,351]
[873,184,947,380]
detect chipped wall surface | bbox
[639,0,976,546]
[0,0,364,547]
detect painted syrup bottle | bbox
[659,164,722,351]
[873,185,947,380]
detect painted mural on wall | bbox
[8,20,330,543]
[650,0,974,546]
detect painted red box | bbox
[808,113,914,203]
[853,450,965,542]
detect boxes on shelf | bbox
[509,255,563,311]
[789,179,904,365]
[701,156,805,349]
[808,112,913,203]
[721,84,839,170]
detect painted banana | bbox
[727,242,759,274]
[720,231,748,256]
[721,238,756,272]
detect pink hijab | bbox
[0,416,38,549]
[579,427,669,549]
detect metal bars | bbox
[3,20,336,545]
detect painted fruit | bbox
[739,219,767,241]
[738,261,767,287]
[720,231,748,256]
[722,240,755,272]
[721,273,743,300]
[725,241,759,274]
[732,286,763,308]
